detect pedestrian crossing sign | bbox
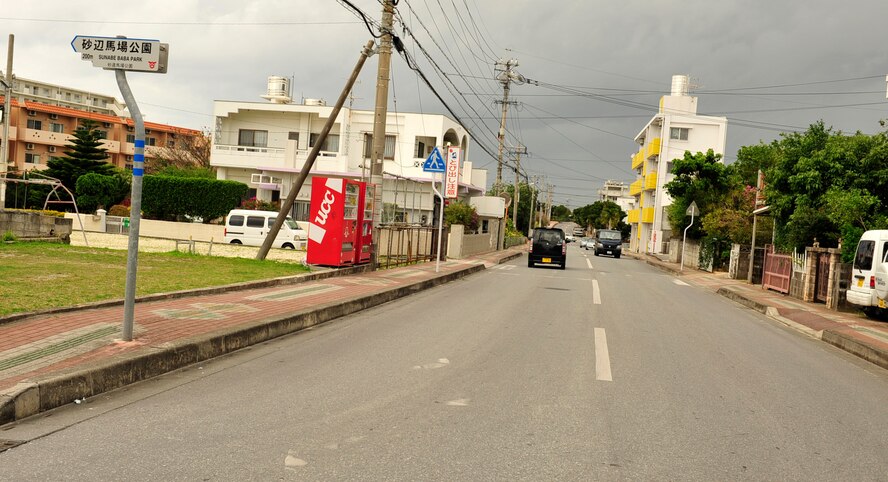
[422,147,446,173]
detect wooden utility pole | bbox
[510,144,527,227]
[369,0,394,267]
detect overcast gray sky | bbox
[5,0,888,208]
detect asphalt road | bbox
[2,245,887,480]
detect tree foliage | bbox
[44,119,115,193]
[487,182,540,233]
[444,201,479,232]
[147,130,213,174]
[573,201,626,231]
[75,171,131,213]
[664,149,732,240]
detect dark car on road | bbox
[593,229,622,258]
[528,227,566,269]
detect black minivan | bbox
[528,227,566,269]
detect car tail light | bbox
[871,276,876,289]
[562,243,566,255]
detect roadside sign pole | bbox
[433,173,444,273]
[681,201,699,273]
[116,68,144,341]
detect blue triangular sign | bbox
[423,147,446,173]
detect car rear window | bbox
[228,215,244,227]
[535,230,563,244]
[854,240,874,270]
[599,231,621,240]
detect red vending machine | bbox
[354,183,375,264]
[307,177,372,267]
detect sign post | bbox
[681,201,699,272]
[72,35,168,341]
[423,147,446,272]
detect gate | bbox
[814,252,831,303]
[376,225,446,269]
[762,244,791,294]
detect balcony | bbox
[627,209,640,224]
[644,172,657,191]
[629,179,643,196]
[646,137,661,159]
[642,207,655,223]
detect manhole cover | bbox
[0,439,25,453]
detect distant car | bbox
[565,234,576,243]
[528,227,566,269]
[593,229,622,258]
[579,238,592,249]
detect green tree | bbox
[44,119,115,193]
[487,182,539,233]
[75,171,131,213]
[444,201,479,232]
[664,149,731,239]
[551,205,571,222]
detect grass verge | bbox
[0,241,310,316]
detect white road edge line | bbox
[673,279,690,286]
[592,279,601,305]
[594,327,613,382]
[586,258,593,270]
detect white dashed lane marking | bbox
[586,258,593,270]
[673,279,690,286]
[594,327,613,381]
[592,279,601,305]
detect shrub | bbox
[141,175,248,222]
[444,201,480,232]
[75,172,130,213]
[108,204,131,217]
[240,197,280,211]
[2,230,16,242]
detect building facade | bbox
[211,79,488,224]
[627,75,727,254]
[597,180,635,216]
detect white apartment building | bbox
[597,180,635,216]
[627,75,727,254]
[211,77,487,224]
[6,76,128,117]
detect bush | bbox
[75,172,130,213]
[108,204,131,217]
[444,201,480,232]
[141,175,248,222]
[240,197,280,211]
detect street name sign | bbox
[71,35,168,73]
[422,147,445,173]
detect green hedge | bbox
[142,175,248,222]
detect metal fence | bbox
[105,215,130,235]
[376,225,447,269]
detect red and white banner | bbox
[445,146,460,199]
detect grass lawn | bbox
[0,241,310,316]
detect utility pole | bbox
[1,34,13,206]
[369,0,394,268]
[509,144,527,227]
[527,176,537,238]
[494,58,523,195]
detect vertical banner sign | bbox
[445,146,460,199]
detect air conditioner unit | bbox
[28,110,37,116]
[48,146,56,153]
[102,122,111,128]
[49,113,58,120]
[26,143,35,150]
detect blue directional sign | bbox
[422,147,446,173]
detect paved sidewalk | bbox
[624,251,888,371]
[0,247,524,425]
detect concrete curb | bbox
[0,262,487,425]
[822,330,888,371]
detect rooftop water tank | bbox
[260,76,292,104]
[303,98,327,106]
[671,74,689,96]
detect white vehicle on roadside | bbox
[223,209,307,250]
[846,229,888,318]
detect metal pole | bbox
[681,212,694,272]
[433,173,444,273]
[495,72,510,194]
[1,34,13,206]
[257,40,375,260]
[115,67,145,341]
[527,179,536,238]
[370,0,394,268]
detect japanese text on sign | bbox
[445,146,460,199]
[71,35,166,73]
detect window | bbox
[27,119,42,130]
[25,153,40,164]
[670,127,689,141]
[414,136,436,158]
[126,134,135,143]
[362,133,395,159]
[246,216,265,228]
[228,215,245,227]
[50,123,64,133]
[95,130,107,139]
[288,131,300,147]
[146,137,156,146]
[481,219,490,234]
[309,133,341,152]
[238,129,268,147]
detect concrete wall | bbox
[0,210,73,240]
[66,212,225,242]
[447,224,497,259]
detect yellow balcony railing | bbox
[629,179,643,196]
[642,207,655,223]
[627,209,640,224]
[631,149,644,170]
[644,172,657,191]
[646,137,661,159]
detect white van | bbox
[846,229,888,317]
[223,209,307,250]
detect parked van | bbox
[223,209,307,249]
[846,229,888,317]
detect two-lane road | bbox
[2,245,887,480]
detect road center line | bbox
[594,327,612,382]
[586,258,593,270]
[592,279,601,304]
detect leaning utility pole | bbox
[0,34,13,206]
[369,0,394,268]
[510,144,527,227]
[494,58,522,195]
